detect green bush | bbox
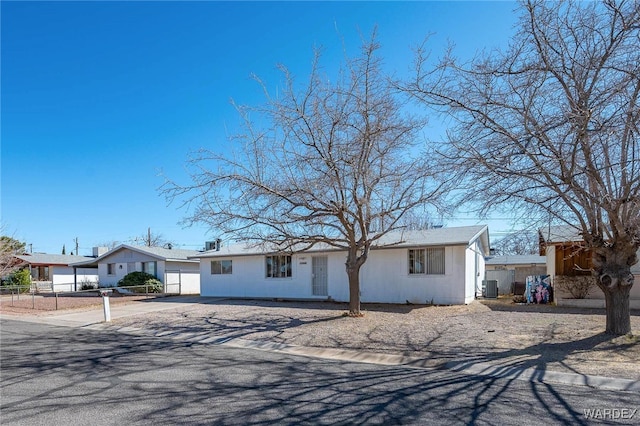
[4,268,31,293]
[80,278,98,290]
[117,271,163,293]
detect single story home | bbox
[485,254,547,295]
[192,225,490,305]
[14,253,99,292]
[539,225,640,308]
[72,244,201,294]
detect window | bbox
[107,263,115,275]
[142,261,157,278]
[266,255,292,278]
[211,260,233,275]
[409,248,445,275]
[31,266,50,281]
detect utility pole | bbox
[74,237,79,256]
[147,227,151,247]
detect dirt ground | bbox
[0,292,151,315]
[2,295,639,380]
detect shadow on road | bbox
[3,320,632,425]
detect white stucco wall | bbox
[545,245,556,278]
[465,242,485,303]
[200,244,481,305]
[50,266,98,292]
[97,250,199,294]
[164,261,200,294]
[99,262,136,286]
[51,266,74,285]
[98,249,162,286]
[76,268,99,285]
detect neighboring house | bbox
[539,225,640,308]
[193,225,490,305]
[72,245,201,294]
[485,255,547,295]
[14,253,98,292]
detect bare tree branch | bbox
[163,31,449,315]
[403,0,640,334]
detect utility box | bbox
[483,280,498,299]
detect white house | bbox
[193,225,490,305]
[14,253,99,292]
[539,225,640,308]
[72,245,201,294]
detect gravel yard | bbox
[109,297,640,380]
[3,295,639,380]
[0,292,151,314]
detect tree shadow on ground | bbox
[135,295,433,314]
[3,319,635,425]
[110,297,640,381]
[480,298,640,316]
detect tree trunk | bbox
[592,244,637,336]
[347,265,362,316]
[601,284,631,335]
[345,246,366,316]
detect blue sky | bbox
[2,1,520,255]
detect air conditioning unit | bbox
[483,280,498,298]
[205,239,222,251]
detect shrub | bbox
[80,278,98,290]
[117,271,163,293]
[554,275,596,299]
[3,268,31,293]
[513,295,526,303]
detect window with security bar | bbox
[408,247,445,275]
[266,255,292,278]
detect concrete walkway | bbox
[1,296,638,393]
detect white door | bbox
[312,256,328,296]
[165,270,182,294]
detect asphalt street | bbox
[1,319,638,425]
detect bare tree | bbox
[95,240,120,250]
[164,33,447,315]
[0,232,26,278]
[131,227,172,248]
[404,0,639,334]
[492,231,539,256]
[398,211,443,231]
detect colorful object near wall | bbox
[525,275,552,304]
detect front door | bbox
[312,256,328,296]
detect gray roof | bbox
[125,245,201,261]
[69,244,200,267]
[486,255,546,266]
[15,253,94,266]
[538,225,583,243]
[192,225,490,259]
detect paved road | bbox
[1,319,638,425]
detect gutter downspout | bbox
[467,239,485,300]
